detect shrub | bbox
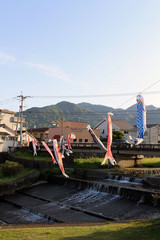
[152,194,160,209]
[41,168,74,180]
[1,160,24,176]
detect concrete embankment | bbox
[0,171,40,197]
[1,178,160,225]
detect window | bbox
[79,139,82,142]
[124,131,128,134]
[73,139,77,142]
[144,131,148,136]
[101,129,105,134]
[40,133,43,139]
[8,137,14,140]
[85,139,88,142]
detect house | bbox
[0,109,37,151]
[16,130,37,147]
[94,119,137,143]
[143,124,160,144]
[48,121,100,143]
[28,128,49,142]
[0,109,25,131]
[0,124,17,152]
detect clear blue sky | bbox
[0,0,160,111]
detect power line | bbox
[117,79,160,108]
[141,79,160,93]
[23,110,160,116]
[0,97,17,105]
[31,90,160,99]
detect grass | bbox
[12,151,160,168]
[74,157,160,170]
[0,219,160,240]
[74,157,107,169]
[0,167,36,183]
[142,157,160,168]
[12,151,51,162]
[12,152,108,168]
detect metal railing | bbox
[71,142,160,150]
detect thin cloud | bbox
[0,52,15,62]
[26,62,72,83]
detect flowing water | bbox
[0,175,160,225]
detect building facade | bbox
[94,119,137,143]
[48,121,100,143]
[28,128,49,142]
[0,109,25,131]
[0,124,17,152]
[144,124,160,144]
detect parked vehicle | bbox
[112,139,133,148]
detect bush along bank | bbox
[0,160,40,197]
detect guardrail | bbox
[71,142,160,150]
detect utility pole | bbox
[17,94,29,148]
[61,113,64,136]
[13,109,20,150]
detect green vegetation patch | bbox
[0,166,36,184]
[41,168,74,180]
[13,151,51,162]
[74,157,107,169]
[0,219,160,240]
[142,157,160,168]
[1,160,23,176]
[12,151,160,169]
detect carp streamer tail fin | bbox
[101,148,116,166]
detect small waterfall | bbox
[21,208,54,223]
[0,220,7,225]
[57,176,157,206]
[106,174,143,185]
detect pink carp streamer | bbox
[42,141,56,164]
[101,112,117,166]
[67,133,76,149]
[32,140,37,156]
[53,139,69,178]
[28,136,30,146]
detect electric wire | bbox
[31,90,160,99]
[0,97,17,105]
[117,79,160,108]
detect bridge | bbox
[71,142,160,155]
[71,142,160,168]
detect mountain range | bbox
[23,101,160,129]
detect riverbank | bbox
[0,217,160,240]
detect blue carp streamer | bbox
[135,93,146,144]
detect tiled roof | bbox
[57,121,88,129]
[28,128,49,132]
[94,119,136,131]
[112,120,135,131]
[0,132,9,135]
[146,124,160,128]
[0,109,16,114]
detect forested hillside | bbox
[23,101,160,129]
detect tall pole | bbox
[17,94,27,148]
[61,113,64,136]
[13,108,20,150]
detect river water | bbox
[0,177,160,225]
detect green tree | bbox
[112,129,124,141]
